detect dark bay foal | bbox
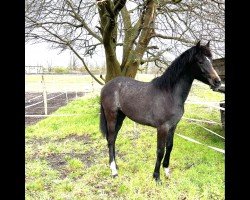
[100,41,221,182]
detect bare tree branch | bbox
[67,44,105,85]
[66,0,103,42]
[26,0,224,83]
[152,34,195,44]
[114,0,127,16]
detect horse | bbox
[99,41,221,182]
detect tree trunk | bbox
[96,0,156,82]
[104,0,157,82]
[105,51,121,82]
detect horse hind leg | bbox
[106,110,125,177]
[115,110,126,135]
[106,116,118,177]
[113,111,126,170]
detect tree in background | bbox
[68,51,78,71]
[25,0,224,84]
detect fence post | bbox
[41,75,48,115]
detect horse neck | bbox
[172,70,194,106]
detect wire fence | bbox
[25,74,225,153]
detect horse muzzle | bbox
[209,77,221,91]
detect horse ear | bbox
[196,41,201,48]
[206,40,210,47]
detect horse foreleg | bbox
[153,125,168,183]
[162,125,176,177]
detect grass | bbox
[25,81,224,200]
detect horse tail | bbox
[100,104,108,138]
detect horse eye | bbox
[198,61,203,64]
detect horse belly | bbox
[120,100,156,127]
[125,112,155,127]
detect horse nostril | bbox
[214,79,221,86]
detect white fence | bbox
[25,74,101,117]
[25,66,44,74]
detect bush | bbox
[52,67,69,74]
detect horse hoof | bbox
[112,174,118,178]
[155,179,162,185]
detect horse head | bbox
[191,41,221,90]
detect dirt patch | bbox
[46,151,96,179]
[26,137,49,145]
[43,133,98,178]
[55,133,91,144]
[25,92,85,127]
[46,153,68,179]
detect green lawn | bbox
[25,83,225,200]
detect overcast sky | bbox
[25,43,69,67]
[25,42,177,69]
[25,42,108,68]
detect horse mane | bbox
[152,44,211,89]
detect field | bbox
[25,74,225,199]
